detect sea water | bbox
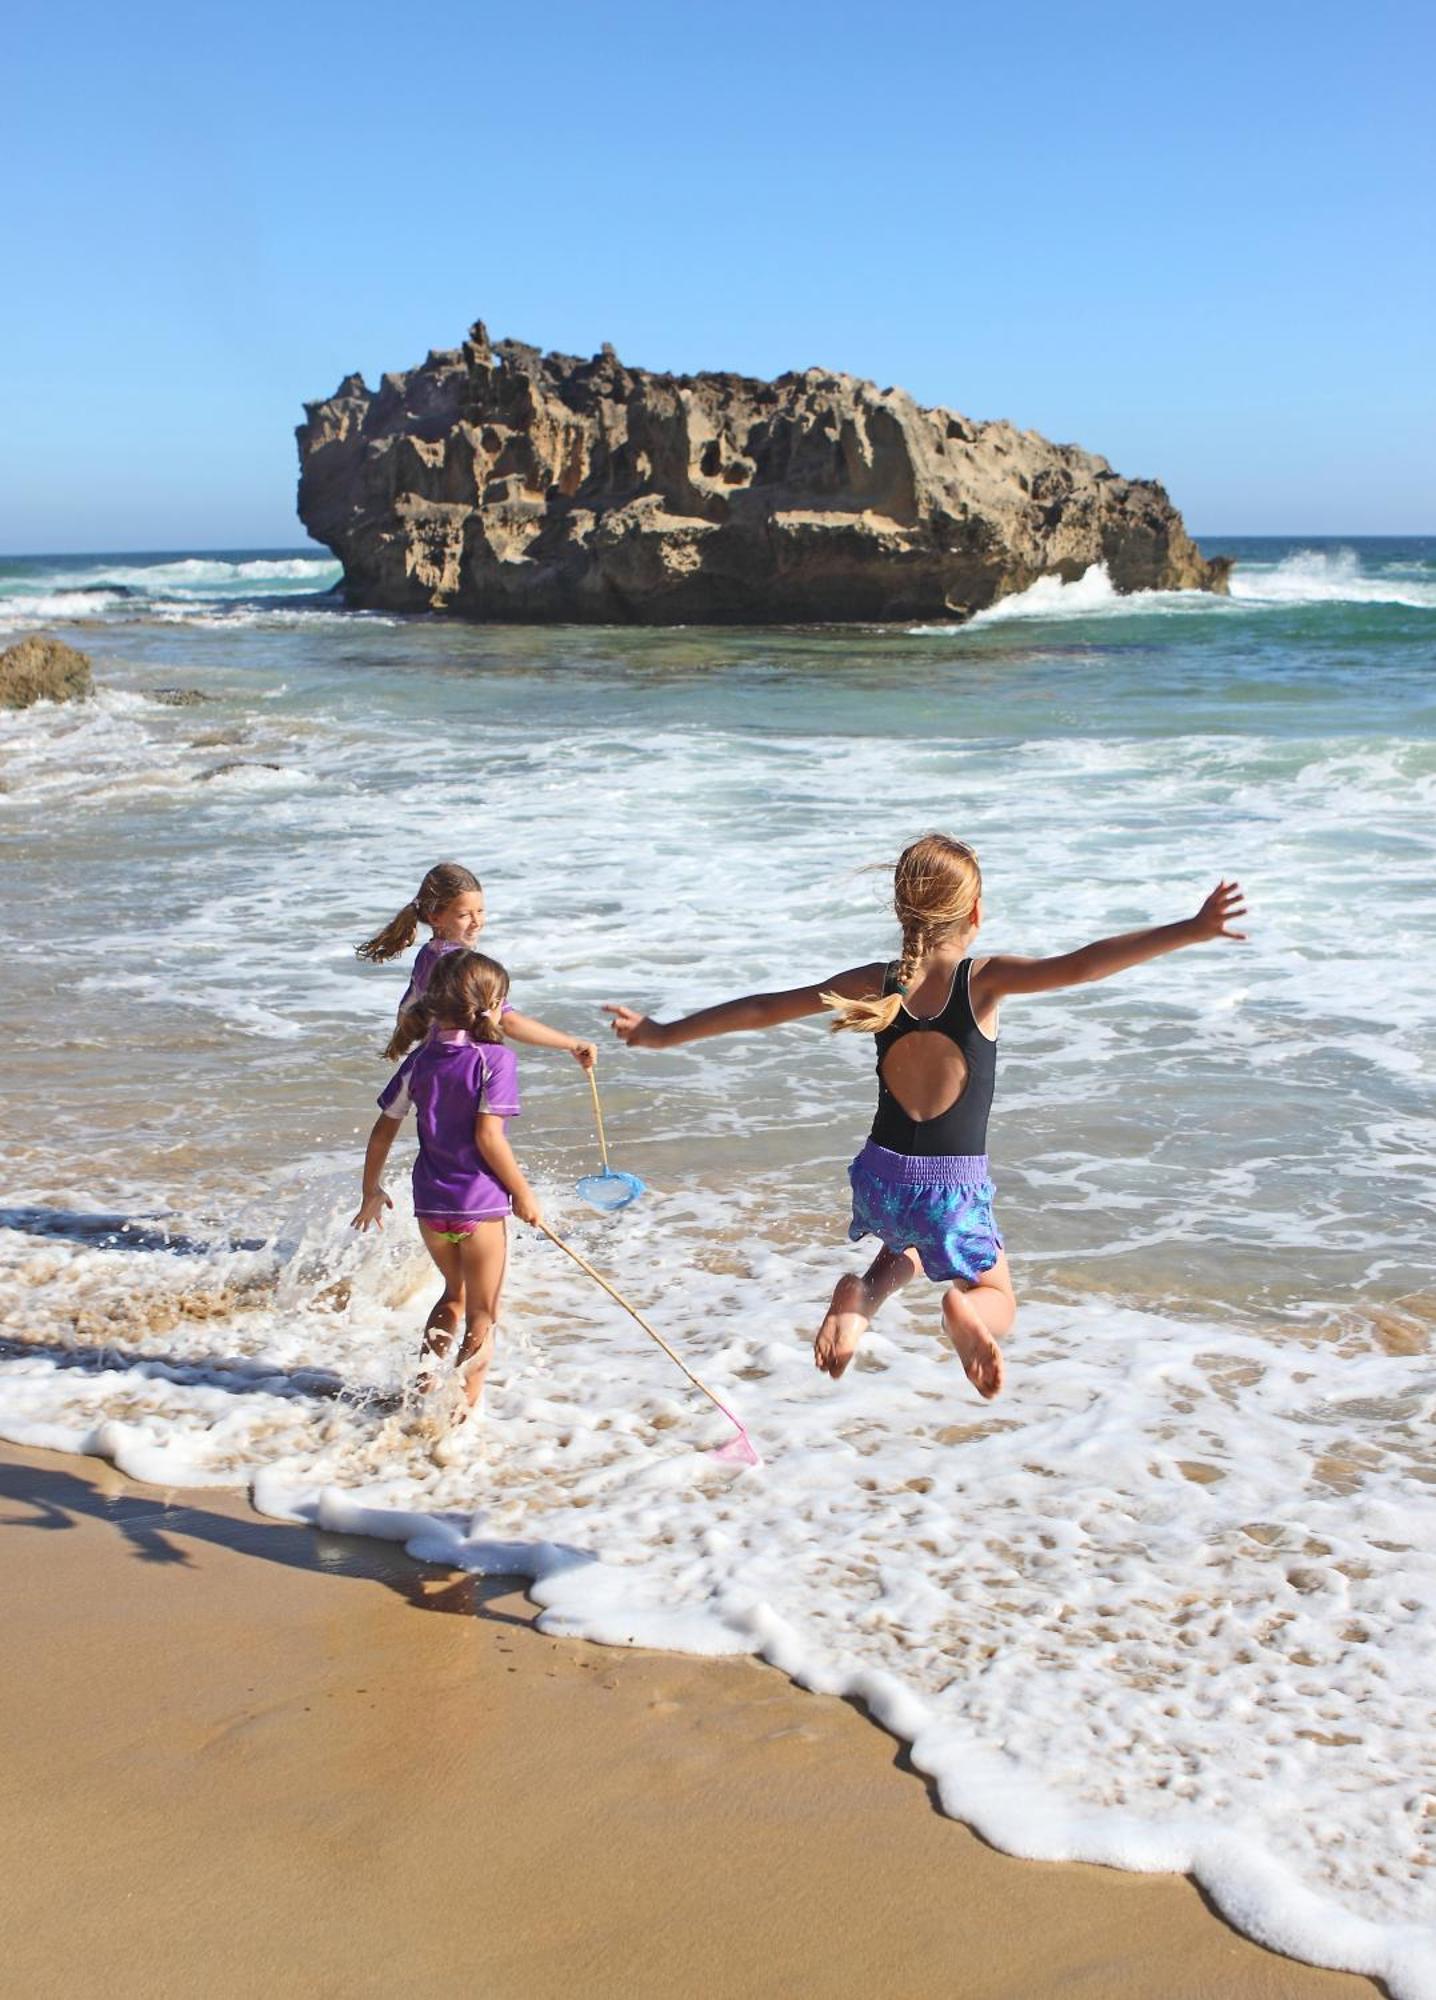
[1,539,1434,1994]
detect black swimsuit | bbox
[869,958,996,1157]
[847,958,1003,1283]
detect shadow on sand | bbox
[0,1451,531,1626]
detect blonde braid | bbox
[826,834,982,1036]
[822,921,919,1037]
[894,919,934,996]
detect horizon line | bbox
[3,531,1433,561]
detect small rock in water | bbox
[149,686,209,707]
[0,635,93,709]
[194,760,281,781]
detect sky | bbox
[3,0,1432,551]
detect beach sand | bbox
[0,1442,1379,2000]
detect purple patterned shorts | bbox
[847,1141,1003,1285]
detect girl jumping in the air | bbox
[605,834,1246,1399]
[357,860,598,1071]
[351,949,541,1411]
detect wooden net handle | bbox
[537,1222,736,1425]
[586,1066,611,1173]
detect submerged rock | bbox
[194,761,281,781]
[297,320,1229,625]
[149,686,209,707]
[0,635,94,708]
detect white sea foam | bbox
[1230,547,1436,610]
[1,558,1433,1992]
[0,589,132,632]
[0,685,319,809]
[911,560,1221,629]
[104,555,339,590]
[0,1185,1433,1995]
[970,563,1129,622]
[144,601,400,629]
[0,553,344,636]
[909,548,1436,631]
[2,555,340,597]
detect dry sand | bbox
[0,1442,1380,2000]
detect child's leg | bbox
[941,1249,1015,1401]
[416,1225,466,1383]
[814,1244,922,1379]
[454,1221,508,1409]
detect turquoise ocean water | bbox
[1,537,1433,1992]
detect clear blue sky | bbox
[4,0,1431,550]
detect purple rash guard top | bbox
[377,1029,521,1221]
[399,939,514,1018]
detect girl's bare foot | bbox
[942,1287,1005,1399]
[814,1275,871,1379]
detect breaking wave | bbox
[909,546,1436,632]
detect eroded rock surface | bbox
[0,636,94,708]
[297,321,1228,624]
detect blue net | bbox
[576,1169,646,1213]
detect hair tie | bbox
[895,982,910,997]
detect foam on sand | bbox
[1,1184,1433,1997]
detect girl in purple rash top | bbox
[351,949,542,1413]
[356,859,598,1073]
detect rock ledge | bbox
[297,322,1228,624]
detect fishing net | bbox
[576,1167,647,1212]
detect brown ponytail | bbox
[824,834,983,1035]
[356,862,481,963]
[358,899,421,964]
[382,949,510,1060]
[383,989,433,1061]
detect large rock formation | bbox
[297,322,1228,624]
[0,635,93,708]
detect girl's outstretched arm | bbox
[971,881,1248,1013]
[502,1009,597,1070]
[604,962,887,1050]
[351,1113,399,1230]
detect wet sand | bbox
[0,1442,1379,2000]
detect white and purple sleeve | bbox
[377,1054,416,1122]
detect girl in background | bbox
[357,860,597,1071]
[605,834,1246,1399]
[352,949,541,1412]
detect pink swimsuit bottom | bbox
[418,1213,505,1241]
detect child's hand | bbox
[513,1188,544,1228]
[569,1039,598,1071]
[1188,880,1249,943]
[602,1003,665,1049]
[351,1190,393,1232]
